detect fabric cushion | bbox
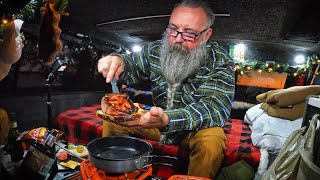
[55,104,261,176]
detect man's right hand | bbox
[97,55,125,83]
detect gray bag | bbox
[297,114,320,179]
[262,114,319,180]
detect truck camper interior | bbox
[0,0,319,179]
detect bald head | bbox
[174,0,215,28]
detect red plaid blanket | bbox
[55,105,260,177]
[223,119,261,170]
[55,104,103,145]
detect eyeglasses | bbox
[165,26,208,42]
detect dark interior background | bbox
[0,0,319,129]
[1,0,320,93]
[20,0,320,60]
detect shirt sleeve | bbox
[110,42,158,85]
[162,50,235,133]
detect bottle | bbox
[5,112,24,162]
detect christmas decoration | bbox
[234,53,320,78]
[38,0,69,66]
[0,0,37,36]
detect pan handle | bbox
[144,155,178,160]
[133,155,178,169]
[143,155,178,167]
[133,156,150,169]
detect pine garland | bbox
[0,0,37,36]
[235,53,319,77]
[11,1,37,20]
[55,0,69,13]
[40,0,69,16]
[1,0,69,36]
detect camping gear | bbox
[87,136,176,174]
[216,160,255,180]
[261,113,319,180]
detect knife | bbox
[111,77,120,93]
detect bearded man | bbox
[97,0,235,178]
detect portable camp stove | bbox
[80,159,152,180]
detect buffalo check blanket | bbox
[55,104,260,178]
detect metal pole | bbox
[45,81,52,130]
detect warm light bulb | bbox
[2,19,8,24]
[234,65,240,70]
[132,45,142,52]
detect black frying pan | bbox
[87,136,153,174]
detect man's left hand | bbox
[118,106,169,128]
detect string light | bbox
[0,0,37,35]
[234,65,240,71]
[2,19,8,24]
[235,53,319,77]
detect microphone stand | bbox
[45,79,53,130]
[45,57,73,130]
[44,57,74,180]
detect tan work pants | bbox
[103,120,226,178]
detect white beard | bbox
[159,34,207,85]
[159,34,207,109]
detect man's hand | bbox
[118,106,169,128]
[97,55,125,83]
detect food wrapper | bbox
[59,160,80,169]
[56,149,68,161]
[22,127,64,146]
[67,143,88,157]
[20,145,55,177]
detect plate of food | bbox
[67,144,88,158]
[96,93,147,122]
[56,143,88,162]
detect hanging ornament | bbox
[296,74,305,86]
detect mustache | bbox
[159,34,207,85]
[169,43,189,55]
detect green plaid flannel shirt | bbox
[116,40,235,145]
